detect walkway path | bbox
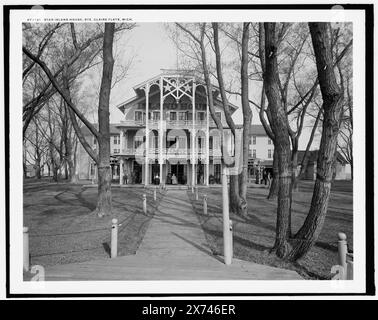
[44,190,302,281]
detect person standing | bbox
[267,171,272,188]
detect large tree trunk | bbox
[295,110,322,185]
[263,23,292,258]
[287,22,343,261]
[95,23,115,217]
[238,22,252,217]
[52,166,59,182]
[70,139,79,183]
[35,161,41,179]
[267,148,279,199]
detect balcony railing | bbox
[117,147,222,157]
[119,119,208,129]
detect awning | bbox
[260,160,273,167]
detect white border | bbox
[8,8,366,295]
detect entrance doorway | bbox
[132,161,142,184]
[151,162,160,185]
[169,163,186,185]
[197,162,204,185]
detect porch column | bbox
[119,157,123,185]
[120,130,124,153]
[159,76,163,185]
[206,94,210,186]
[144,83,150,186]
[191,82,196,186]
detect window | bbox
[268,138,272,145]
[268,149,272,158]
[113,149,120,154]
[252,136,256,145]
[169,111,177,121]
[178,111,187,121]
[209,136,213,149]
[197,111,205,121]
[90,163,96,176]
[152,111,160,121]
[135,111,143,121]
[153,135,159,148]
[198,136,204,149]
[113,135,120,145]
[253,149,256,158]
[134,137,144,149]
[215,112,222,122]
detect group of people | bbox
[122,171,141,184]
[165,173,178,185]
[256,169,272,187]
[262,169,272,187]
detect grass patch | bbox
[188,180,353,279]
[24,180,165,267]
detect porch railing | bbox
[118,147,222,157]
[118,119,208,129]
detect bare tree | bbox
[286,22,345,260]
[23,23,129,217]
[175,22,252,216]
[263,22,293,256]
[262,22,346,260]
[24,116,49,179]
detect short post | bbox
[229,220,233,260]
[111,219,118,258]
[23,227,29,272]
[195,186,198,201]
[154,187,157,201]
[203,194,207,215]
[143,194,147,214]
[338,232,348,279]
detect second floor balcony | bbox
[119,119,208,130]
[115,147,221,158]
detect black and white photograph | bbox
[1,2,375,300]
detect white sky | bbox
[109,23,178,122]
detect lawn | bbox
[23,179,164,267]
[189,180,353,279]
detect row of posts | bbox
[22,186,352,277]
[26,187,233,267]
[111,187,159,258]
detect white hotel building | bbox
[77,70,275,186]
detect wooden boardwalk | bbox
[43,190,302,281]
